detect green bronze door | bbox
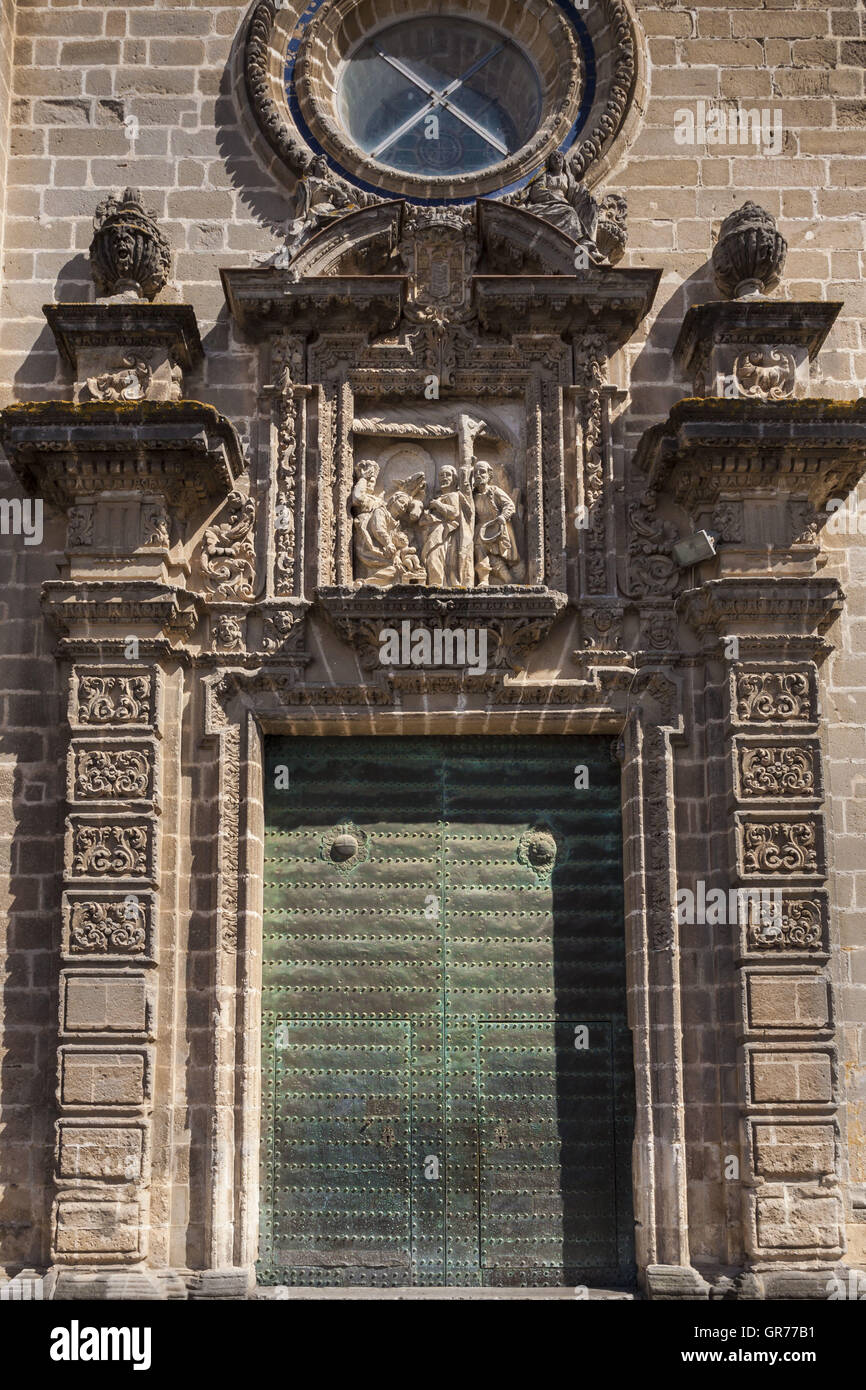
[259,737,635,1288]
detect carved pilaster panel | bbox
[735,813,825,882]
[52,1196,146,1264]
[733,737,823,804]
[58,1045,153,1112]
[730,665,818,728]
[741,1043,837,1109]
[67,739,157,806]
[737,889,829,960]
[62,891,156,964]
[56,1119,149,1184]
[65,816,157,887]
[59,970,154,1039]
[70,666,159,732]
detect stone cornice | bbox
[635,398,866,510]
[678,577,845,651]
[0,401,245,513]
[220,269,406,340]
[674,301,842,377]
[316,584,569,675]
[44,303,204,372]
[473,270,661,347]
[42,580,201,638]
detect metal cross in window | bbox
[371,42,508,160]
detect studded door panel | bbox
[259,737,635,1288]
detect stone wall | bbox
[0,0,864,1285]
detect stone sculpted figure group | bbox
[351,458,524,589]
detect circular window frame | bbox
[243,0,642,203]
[294,0,582,200]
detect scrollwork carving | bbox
[741,821,819,876]
[735,670,814,724]
[70,824,150,878]
[200,492,257,600]
[75,674,153,727]
[740,746,816,799]
[747,897,823,951]
[68,899,147,955]
[627,491,680,597]
[74,749,151,800]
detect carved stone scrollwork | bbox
[627,491,681,598]
[200,492,257,600]
[141,502,171,550]
[735,669,815,724]
[69,824,150,879]
[75,674,154,727]
[74,750,151,801]
[576,336,609,595]
[712,502,743,544]
[67,900,147,956]
[68,506,95,550]
[734,350,796,401]
[741,820,819,876]
[85,353,153,403]
[272,347,302,596]
[746,896,824,952]
[739,746,816,799]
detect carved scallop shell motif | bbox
[320,822,369,873]
[517,826,558,880]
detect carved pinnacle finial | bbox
[712,202,787,300]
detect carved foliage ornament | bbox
[736,670,814,724]
[68,899,147,955]
[734,350,796,401]
[74,749,151,800]
[747,897,823,951]
[742,821,818,876]
[76,674,153,727]
[627,491,680,598]
[739,746,816,799]
[70,824,150,879]
[200,492,257,600]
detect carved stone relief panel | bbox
[70,667,158,731]
[349,403,527,589]
[68,740,157,805]
[733,737,823,803]
[62,891,157,964]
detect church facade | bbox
[0,0,865,1300]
